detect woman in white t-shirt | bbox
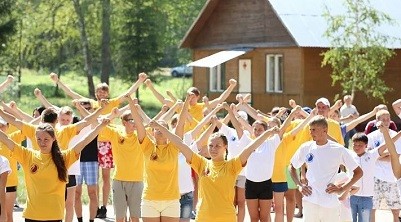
[0,155,11,221]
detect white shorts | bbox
[141,199,180,218]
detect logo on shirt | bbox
[306,153,314,163]
[231,136,237,141]
[374,140,381,148]
[30,164,39,174]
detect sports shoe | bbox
[96,206,107,218]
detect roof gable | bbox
[180,0,297,49]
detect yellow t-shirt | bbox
[56,125,78,150]
[140,136,179,200]
[189,102,205,122]
[99,126,143,181]
[90,97,121,115]
[296,118,344,147]
[11,144,78,220]
[272,133,297,183]
[0,131,25,187]
[22,123,77,151]
[190,153,243,222]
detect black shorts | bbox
[6,186,17,192]
[245,179,273,200]
[25,220,62,222]
[272,182,288,192]
[66,175,76,188]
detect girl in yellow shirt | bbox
[0,119,108,221]
[149,119,280,222]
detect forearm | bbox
[57,80,84,99]
[289,165,302,186]
[346,110,374,132]
[0,109,23,129]
[73,122,104,154]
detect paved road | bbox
[12,205,395,221]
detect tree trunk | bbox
[71,0,95,98]
[101,0,111,84]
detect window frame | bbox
[266,54,283,93]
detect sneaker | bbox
[96,206,107,218]
[190,210,196,220]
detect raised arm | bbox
[149,120,194,162]
[239,126,279,165]
[328,99,342,116]
[226,103,244,139]
[289,108,317,136]
[50,73,86,100]
[0,75,14,93]
[0,129,19,152]
[72,118,109,154]
[174,94,192,139]
[279,106,301,138]
[208,79,237,109]
[34,88,60,110]
[380,123,401,179]
[345,105,379,132]
[0,108,24,129]
[189,103,223,139]
[160,101,183,123]
[74,100,107,131]
[194,117,218,149]
[115,73,147,102]
[144,79,174,107]
[126,96,146,143]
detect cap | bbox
[302,106,312,114]
[315,97,330,107]
[237,111,248,121]
[0,117,7,126]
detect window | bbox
[209,64,226,92]
[266,54,283,93]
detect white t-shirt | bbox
[351,149,380,197]
[246,134,280,182]
[178,153,194,194]
[367,129,401,182]
[67,125,92,175]
[219,125,252,176]
[340,104,358,118]
[291,140,359,208]
[0,155,11,175]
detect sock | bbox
[89,220,94,222]
[77,217,83,222]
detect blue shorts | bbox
[272,182,288,192]
[76,161,98,185]
[180,192,194,219]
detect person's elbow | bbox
[353,166,363,180]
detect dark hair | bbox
[187,87,200,97]
[33,106,46,117]
[37,123,67,182]
[352,133,368,144]
[72,116,81,124]
[41,108,58,124]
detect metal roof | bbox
[268,0,401,48]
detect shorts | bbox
[235,175,246,189]
[286,166,299,189]
[76,162,98,185]
[6,186,17,192]
[25,220,62,222]
[141,199,180,218]
[373,177,401,209]
[245,179,273,200]
[272,182,288,192]
[112,180,143,218]
[98,141,114,168]
[66,175,77,188]
[180,192,194,219]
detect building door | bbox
[239,59,252,94]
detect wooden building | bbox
[181,0,401,118]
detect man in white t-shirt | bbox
[367,110,401,222]
[340,95,359,147]
[289,115,363,222]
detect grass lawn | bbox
[3,69,192,204]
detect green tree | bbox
[321,0,397,101]
[115,0,166,83]
[0,0,16,55]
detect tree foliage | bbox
[321,0,397,101]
